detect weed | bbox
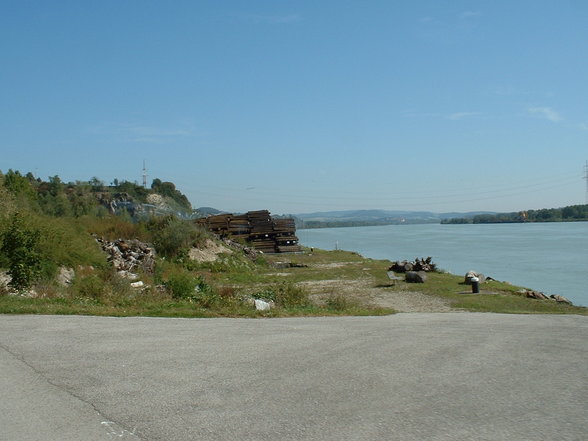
[325,293,360,311]
[73,273,108,300]
[165,272,199,300]
[271,282,310,308]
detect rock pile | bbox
[525,290,573,305]
[95,237,156,275]
[389,257,437,273]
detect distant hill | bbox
[294,209,496,228]
[194,207,226,218]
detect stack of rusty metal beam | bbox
[272,218,300,253]
[248,210,274,233]
[227,214,250,239]
[197,210,301,253]
[199,214,231,234]
[245,210,281,253]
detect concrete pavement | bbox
[1,313,587,441]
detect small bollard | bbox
[471,276,480,294]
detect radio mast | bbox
[142,160,148,188]
[584,160,588,204]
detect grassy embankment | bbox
[2,170,584,317]
[1,241,586,317]
[261,249,587,315]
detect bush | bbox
[148,216,206,258]
[259,282,309,308]
[165,272,199,300]
[164,272,222,307]
[325,294,360,311]
[73,273,108,300]
[0,213,42,291]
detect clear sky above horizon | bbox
[2,0,587,214]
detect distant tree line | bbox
[441,204,588,224]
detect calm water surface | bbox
[298,222,588,307]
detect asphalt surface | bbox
[1,313,587,441]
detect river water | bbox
[298,222,588,307]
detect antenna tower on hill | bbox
[584,160,588,204]
[142,160,148,188]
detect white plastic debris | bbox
[130,281,144,288]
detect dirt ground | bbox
[197,243,456,313]
[189,239,233,262]
[298,278,456,313]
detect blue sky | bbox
[1,0,587,214]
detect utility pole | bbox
[142,160,148,188]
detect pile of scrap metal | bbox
[197,210,301,253]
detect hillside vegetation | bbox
[1,169,585,317]
[0,169,392,317]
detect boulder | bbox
[465,271,486,285]
[405,271,427,283]
[550,294,572,305]
[526,290,549,300]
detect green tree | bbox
[1,213,42,291]
[3,169,37,202]
[47,175,65,196]
[89,177,105,192]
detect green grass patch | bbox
[1,242,585,318]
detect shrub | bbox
[266,282,309,308]
[164,272,223,308]
[325,294,360,311]
[165,272,199,300]
[148,216,206,258]
[0,213,42,291]
[73,273,108,300]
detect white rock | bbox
[57,267,75,286]
[118,270,139,280]
[254,299,271,311]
